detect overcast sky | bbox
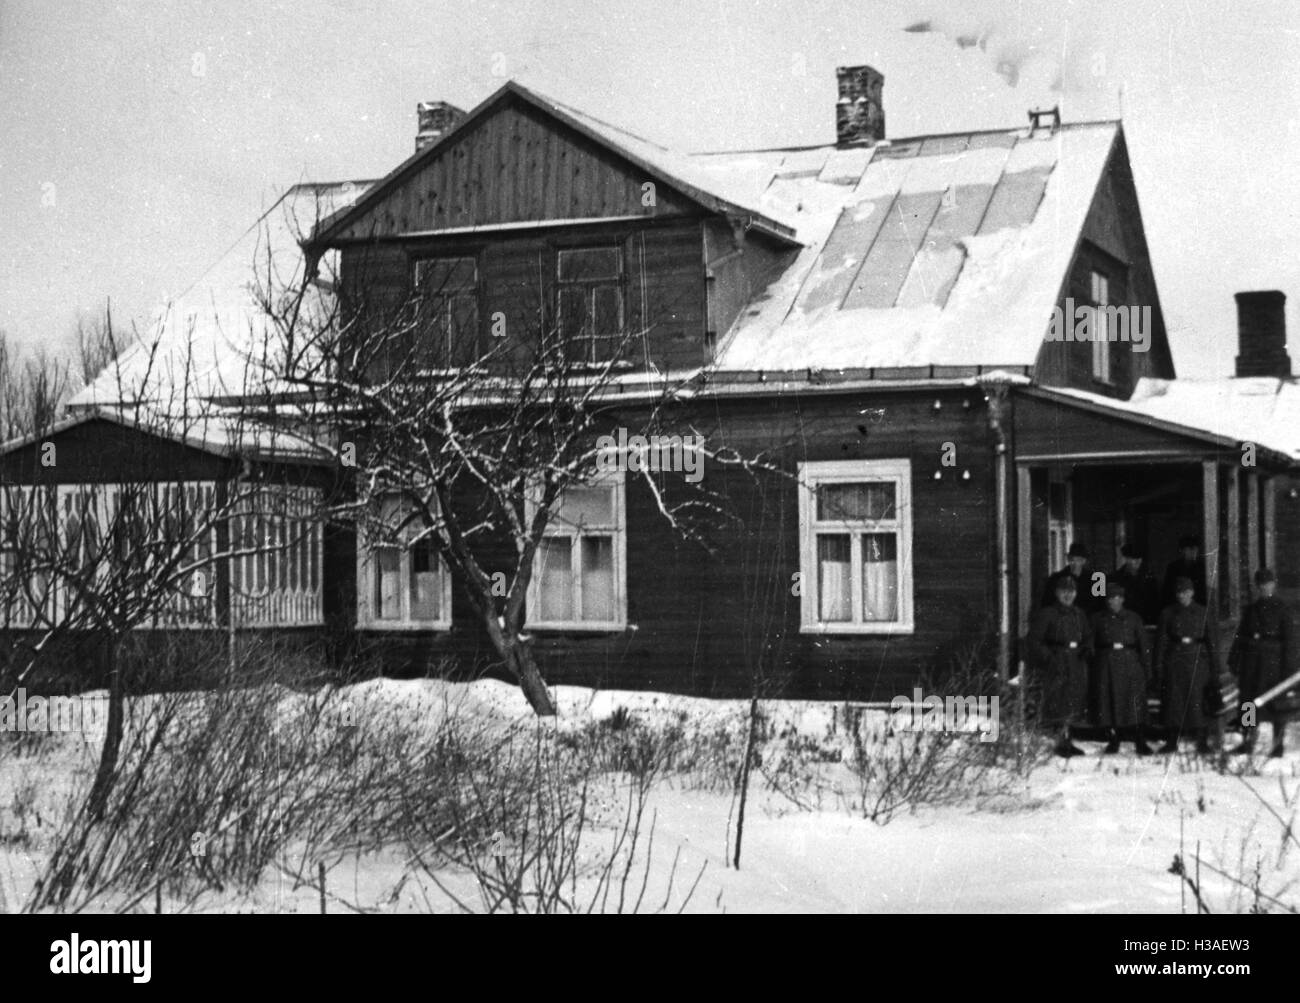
[3,0,1298,378]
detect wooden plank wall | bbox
[0,419,233,484]
[334,97,700,240]
[1012,395,1203,459]
[341,217,710,373]
[356,388,999,700]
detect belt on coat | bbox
[1251,633,1281,641]
[1109,642,1138,650]
[1046,641,1080,649]
[1175,636,1204,645]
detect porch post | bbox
[1225,463,1241,620]
[1017,464,1032,640]
[1263,476,1277,570]
[1246,471,1260,588]
[1202,460,1220,617]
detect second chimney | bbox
[416,101,467,153]
[836,65,885,146]
[1234,290,1291,378]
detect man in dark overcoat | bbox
[1228,568,1296,757]
[1028,575,1093,757]
[1112,544,1160,626]
[1162,535,1208,610]
[1091,582,1153,754]
[1041,542,1102,614]
[1154,576,1219,754]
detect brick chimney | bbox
[415,101,467,153]
[836,65,885,146]
[1234,290,1291,378]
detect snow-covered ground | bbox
[2,678,1296,914]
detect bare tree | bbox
[1,319,327,835]
[261,230,775,716]
[0,329,73,442]
[73,302,122,387]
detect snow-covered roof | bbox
[310,81,799,247]
[70,181,376,413]
[705,122,1120,372]
[0,407,331,464]
[1053,377,1300,461]
[71,85,1129,444]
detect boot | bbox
[1133,727,1153,756]
[1228,727,1256,755]
[1268,722,1285,759]
[1102,729,1120,754]
[1194,729,1211,755]
[1158,731,1180,754]
[1057,728,1086,757]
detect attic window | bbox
[556,246,624,364]
[1090,270,1112,384]
[413,256,479,368]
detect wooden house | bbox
[5,69,1299,699]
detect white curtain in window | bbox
[861,533,899,622]
[375,548,401,620]
[817,534,852,621]
[538,537,573,621]
[580,536,614,621]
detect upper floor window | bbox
[413,256,479,369]
[797,459,914,634]
[1090,270,1111,384]
[556,246,624,364]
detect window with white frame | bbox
[1090,270,1111,383]
[357,493,452,630]
[798,459,913,634]
[228,485,323,627]
[527,471,626,630]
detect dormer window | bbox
[556,246,624,363]
[413,256,479,368]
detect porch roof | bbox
[1015,384,1296,469]
[0,408,332,466]
[1074,377,1300,462]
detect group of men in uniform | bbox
[1028,536,1296,758]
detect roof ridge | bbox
[524,85,676,154]
[688,119,1121,158]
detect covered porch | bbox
[1010,387,1292,650]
